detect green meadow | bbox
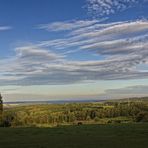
[0,124,148,148]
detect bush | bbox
[135,111,148,122]
[2,112,15,127]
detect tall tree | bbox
[0,93,3,114]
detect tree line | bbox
[1,100,148,127]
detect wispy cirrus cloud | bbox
[36,19,148,81]
[37,19,107,32]
[0,26,12,31]
[1,19,148,86]
[38,20,148,57]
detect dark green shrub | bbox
[135,111,148,122]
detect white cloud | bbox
[0,26,12,31]
[86,0,140,17]
[37,20,99,32]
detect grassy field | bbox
[0,124,148,148]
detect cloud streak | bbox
[1,19,148,85]
[106,85,148,95]
[37,20,99,32]
[0,26,12,31]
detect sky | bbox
[0,0,148,102]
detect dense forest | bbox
[1,99,148,127]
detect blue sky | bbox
[1,0,148,101]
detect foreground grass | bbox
[0,124,148,148]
